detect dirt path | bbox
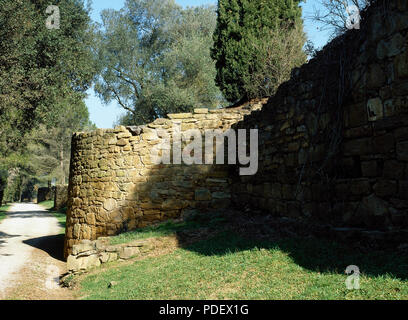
[0,203,74,300]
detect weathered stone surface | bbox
[195,188,212,201]
[99,252,118,263]
[103,198,117,211]
[361,161,378,177]
[383,160,405,179]
[367,98,383,121]
[67,254,101,272]
[373,134,394,153]
[119,247,140,260]
[72,242,95,255]
[397,141,408,160]
[362,194,389,217]
[373,180,398,197]
[343,138,373,155]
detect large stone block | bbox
[195,188,212,201]
[397,141,408,161]
[343,138,373,155]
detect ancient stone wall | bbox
[64,101,265,257]
[37,187,55,204]
[54,185,69,211]
[232,0,408,230]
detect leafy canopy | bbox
[0,0,96,157]
[94,0,225,126]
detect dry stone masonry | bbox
[232,0,408,230]
[64,101,265,257]
[64,0,408,259]
[54,184,68,211]
[66,238,153,272]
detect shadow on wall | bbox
[63,101,265,258]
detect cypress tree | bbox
[211,0,305,103]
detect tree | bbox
[94,0,225,125]
[0,0,97,201]
[310,0,372,37]
[0,0,96,157]
[28,99,96,185]
[211,0,306,103]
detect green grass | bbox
[79,231,408,300]
[38,200,66,233]
[0,205,10,223]
[110,213,227,245]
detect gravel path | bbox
[0,203,72,299]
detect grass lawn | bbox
[38,200,66,234]
[110,214,227,245]
[0,204,10,223]
[79,226,408,300]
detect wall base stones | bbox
[66,238,154,273]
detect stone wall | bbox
[64,100,266,257]
[54,185,69,211]
[232,0,408,230]
[37,187,55,204]
[66,238,154,273]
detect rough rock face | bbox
[232,0,408,229]
[54,185,68,211]
[66,238,153,273]
[63,101,266,258]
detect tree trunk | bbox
[60,146,65,184]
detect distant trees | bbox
[94,0,226,126]
[211,0,306,103]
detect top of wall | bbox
[77,98,269,139]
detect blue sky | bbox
[86,0,330,128]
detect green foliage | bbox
[94,0,226,125]
[110,212,227,244]
[0,0,96,157]
[0,205,10,223]
[211,0,306,102]
[0,0,97,201]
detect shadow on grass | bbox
[180,230,408,282]
[112,210,408,281]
